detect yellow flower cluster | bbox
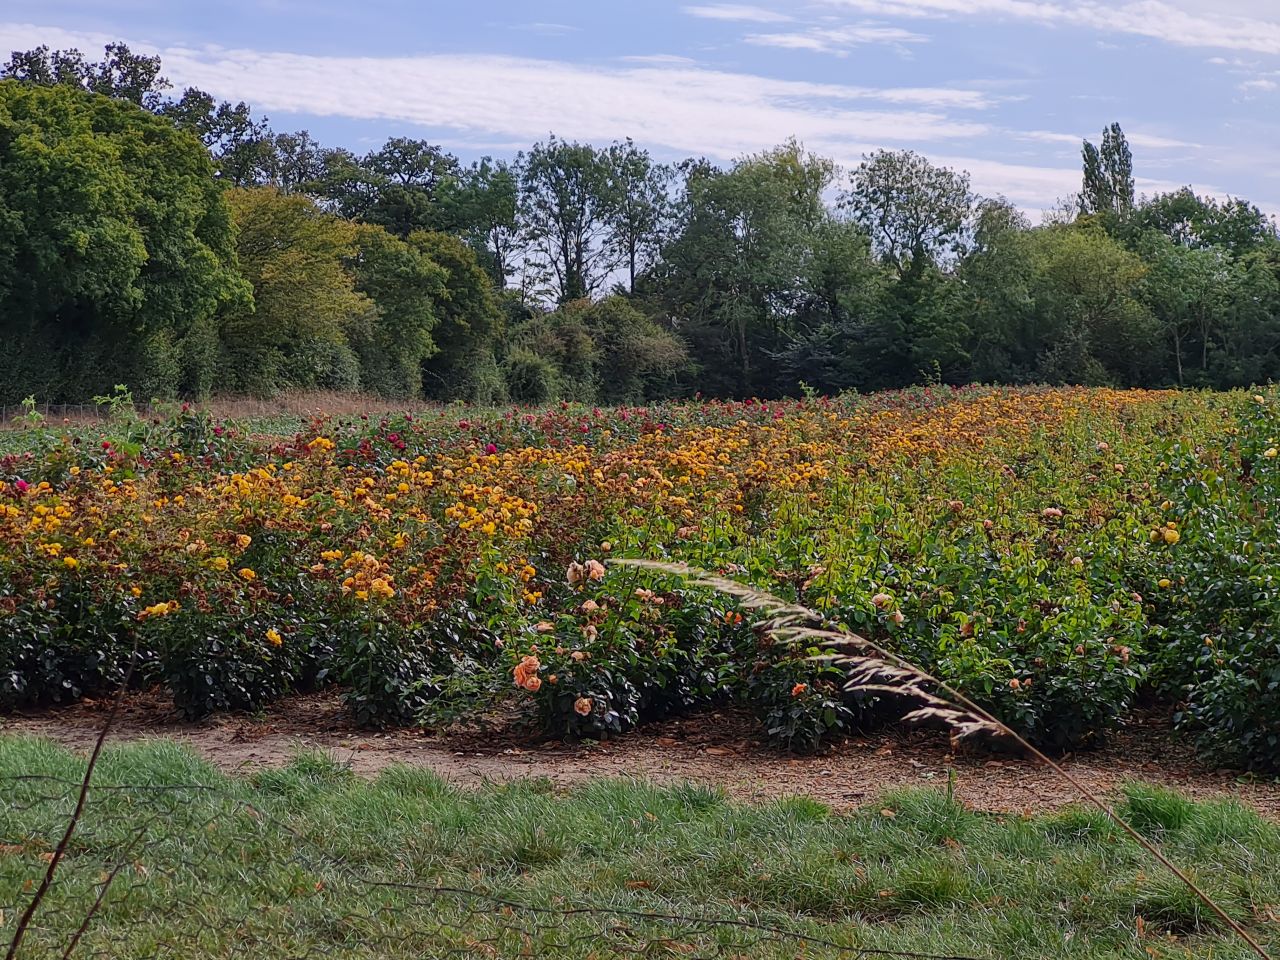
[0,386,1199,656]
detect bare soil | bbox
[4,690,1278,818]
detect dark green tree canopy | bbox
[844,149,974,279]
[1130,187,1276,256]
[0,79,246,402]
[2,42,169,109]
[4,42,1280,404]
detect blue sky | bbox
[3,0,1280,215]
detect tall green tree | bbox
[410,231,504,401]
[363,138,460,237]
[602,140,673,293]
[1139,236,1231,385]
[1026,223,1155,385]
[1130,188,1276,256]
[1209,249,1280,386]
[312,147,385,220]
[2,42,169,109]
[844,150,974,280]
[655,143,837,395]
[447,157,523,287]
[220,187,370,394]
[1080,123,1134,220]
[520,137,618,303]
[160,88,275,186]
[0,80,246,402]
[266,130,328,192]
[957,199,1037,382]
[346,225,446,398]
[771,219,892,393]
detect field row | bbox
[1,386,1277,767]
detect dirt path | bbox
[4,691,1278,818]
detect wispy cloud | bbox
[1017,129,1200,149]
[1239,77,1278,94]
[619,54,699,64]
[0,23,994,151]
[745,23,929,54]
[0,19,1239,214]
[507,22,580,37]
[681,4,792,23]
[822,0,1280,56]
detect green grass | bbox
[0,737,1277,958]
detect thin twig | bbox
[58,821,151,960]
[5,658,134,960]
[614,559,1273,960]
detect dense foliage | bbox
[4,43,1280,407]
[0,81,246,402]
[4,386,1278,770]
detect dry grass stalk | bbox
[613,559,1273,960]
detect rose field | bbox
[2,386,1279,771]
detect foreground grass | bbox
[0,737,1277,958]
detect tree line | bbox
[2,41,1279,406]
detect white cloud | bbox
[1239,78,1278,93]
[619,54,699,64]
[745,24,929,54]
[681,4,793,23]
[1017,129,1200,149]
[0,23,994,141]
[0,21,1224,214]
[822,0,1280,55]
[508,22,580,37]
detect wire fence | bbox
[0,736,984,960]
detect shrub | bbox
[0,581,140,708]
[505,570,737,739]
[340,607,494,729]
[741,645,869,753]
[1151,393,1280,771]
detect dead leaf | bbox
[880,808,896,819]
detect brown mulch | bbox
[3,690,1278,819]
